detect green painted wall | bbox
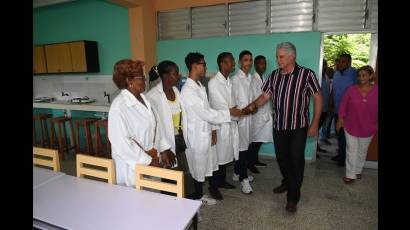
[157,32,321,160]
[33,0,131,75]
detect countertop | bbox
[33,100,110,112]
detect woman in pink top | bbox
[336,65,378,183]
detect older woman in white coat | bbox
[248,55,272,170]
[181,52,241,205]
[146,60,195,197]
[108,59,171,187]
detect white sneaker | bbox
[198,195,216,205]
[233,173,254,182]
[241,178,253,194]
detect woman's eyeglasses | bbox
[130,75,146,81]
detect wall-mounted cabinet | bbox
[33,45,47,74]
[34,40,99,74]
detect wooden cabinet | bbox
[33,45,47,74]
[35,40,99,74]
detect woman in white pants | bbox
[336,65,378,184]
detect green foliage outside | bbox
[323,34,370,68]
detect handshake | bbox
[229,103,258,117]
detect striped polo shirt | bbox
[261,64,320,131]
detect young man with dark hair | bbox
[180,52,241,204]
[231,50,255,194]
[248,55,271,170]
[207,52,239,200]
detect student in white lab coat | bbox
[248,55,272,171]
[146,60,194,197]
[108,59,174,187]
[207,52,239,200]
[181,52,241,205]
[231,50,255,194]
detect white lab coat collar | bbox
[237,69,252,80]
[215,71,231,85]
[121,89,140,107]
[185,77,204,90]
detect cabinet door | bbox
[33,46,47,74]
[69,41,87,72]
[45,43,73,73]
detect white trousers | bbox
[344,130,373,179]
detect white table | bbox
[33,174,201,230]
[33,167,65,189]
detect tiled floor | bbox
[59,137,378,230]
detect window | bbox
[229,0,269,36]
[191,4,227,38]
[270,0,314,32]
[157,9,190,40]
[317,0,367,32]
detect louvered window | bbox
[191,4,227,38]
[229,0,269,36]
[270,0,314,33]
[368,0,377,30]
[317,0,367,32]
[157,9,190,40]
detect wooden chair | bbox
[33,147,61,172]
[94,119,111,158]
[135,165,184,198]
[76,154,116,184]
[74,118,99,155]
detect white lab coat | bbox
[108,89,170,187]
[249,72,273,143]
[208,72,240,164]
[180,78,231,182]
[146,81,188,168]
[231,69,252,151]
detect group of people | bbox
[107,41,378,214]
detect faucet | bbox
[62,91,69,96]
[104,91,111,104]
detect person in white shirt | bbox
[248,55,272,170]
[108,59,175,187]
[180,52,241,205]
[207,52,239,200]
[146,60,195,197]
[231,50,255,194]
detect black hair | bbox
[239,50,252,61]
[148,60,179,82]
[216,52,233,70]
[254,55,266,63]
[185,52,204,71]
[339,53,352,61]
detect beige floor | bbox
[59,137,378,230]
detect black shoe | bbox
[255,161,267,167]
[285,201,297,213]
[208,187,223,200]
[317,146,328,153]
[337,161,345,167]
[219,182,236,189]
[273,184,288,194]
[331,156,340,162]
[247,165,260,174]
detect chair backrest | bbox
[135,165,184,198]
[33,147,60,171]
[76,154,116,184]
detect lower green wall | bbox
[157,32,321,160]
[33,0,131,75]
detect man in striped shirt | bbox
[243,42,322,212]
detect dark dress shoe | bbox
[208,187,223,200]
[247,165,260,174]
[219,182,236,189]
[255,161,267,167]
[273,184,288,194]
[285,202,297,213]
[337,161,345,167]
